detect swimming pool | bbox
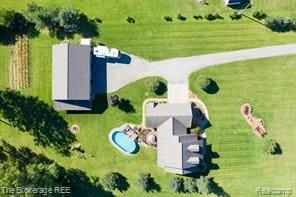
[109,130,137,155]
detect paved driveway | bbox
[104,44,296,92]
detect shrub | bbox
[146,78,160,93]
[177,13,186,21]
[163,16,173,22]
[102,172,128,191]
[126,16,135,24]
[196,176,212,195]
[169,177,184,193]
[136,173,152,192]
[184,177,198,193]
[109,95,120,107]
[0,8,33,35]
[58,7,81,33]
[229,11,242,20]
[193,15,203,20]
[204,13,222,21]
[252,9,267,20]
[265,16,296,32]
[200,77,212,90]
[199,77,219,94]
[263,139,281,155]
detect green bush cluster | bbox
[146,78,161,93]
[204,13,223,21]
[168,176,213,194]
[126,16,136,24]
[252,9,267,20]
[263,139,281,155]
[265,16,296,32]
[163,15,173,22]
[229,11,242,20]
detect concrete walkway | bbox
[106,44,296,92]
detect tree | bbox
[200,77,212,90]
[264,139,281,155]
[204,13,222,21]
[229,11,242,20]
[0,89,76,154]
[196,176,212,195]
[109,95,120,107]
[136,173,152,192]
[58,7,80,33]
[265,16,295,32]
[163,16,173,22]
[0,140,112,196]
[126,16,136,24]
[177,13,186,21]
[146,78,160,93]
[102,172,128,191]
[184,177,198,193]
[0,9,32,34]
[252,10,267,20]
[0,140,67,189]
[168,177,184,193]
[25,3,44,29]
[0,159,26,188]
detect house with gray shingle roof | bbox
[52,43,92,110]
[146,102,206,175]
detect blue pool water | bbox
[111,131,137,154]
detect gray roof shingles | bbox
[147,102,206,175]
[52,43,91,110]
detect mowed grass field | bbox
[190,55,296,196]
[1,0,296,60]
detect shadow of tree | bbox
[0,12,39,45]
[274,142,283,155]
[118,98,136,113]
[203,78,219,94]
[149,176,161,192]
[209,177,231,197]
[79,13,100,38]
[155,81,167,96]
[116,173,130,192]
[0,89,76,155]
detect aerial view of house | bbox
[0,0,295,196]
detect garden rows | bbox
[9,36,30,90]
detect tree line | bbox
[0,3,98,44]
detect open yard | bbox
[190,55,296,196]
[0,54,295,196]
[1,0,296,60]
[0,0,296,196]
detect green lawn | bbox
[1,0,296,60]
[190,55,296,196]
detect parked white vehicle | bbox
[93,45,121,58]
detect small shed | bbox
[80,38,92,46]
